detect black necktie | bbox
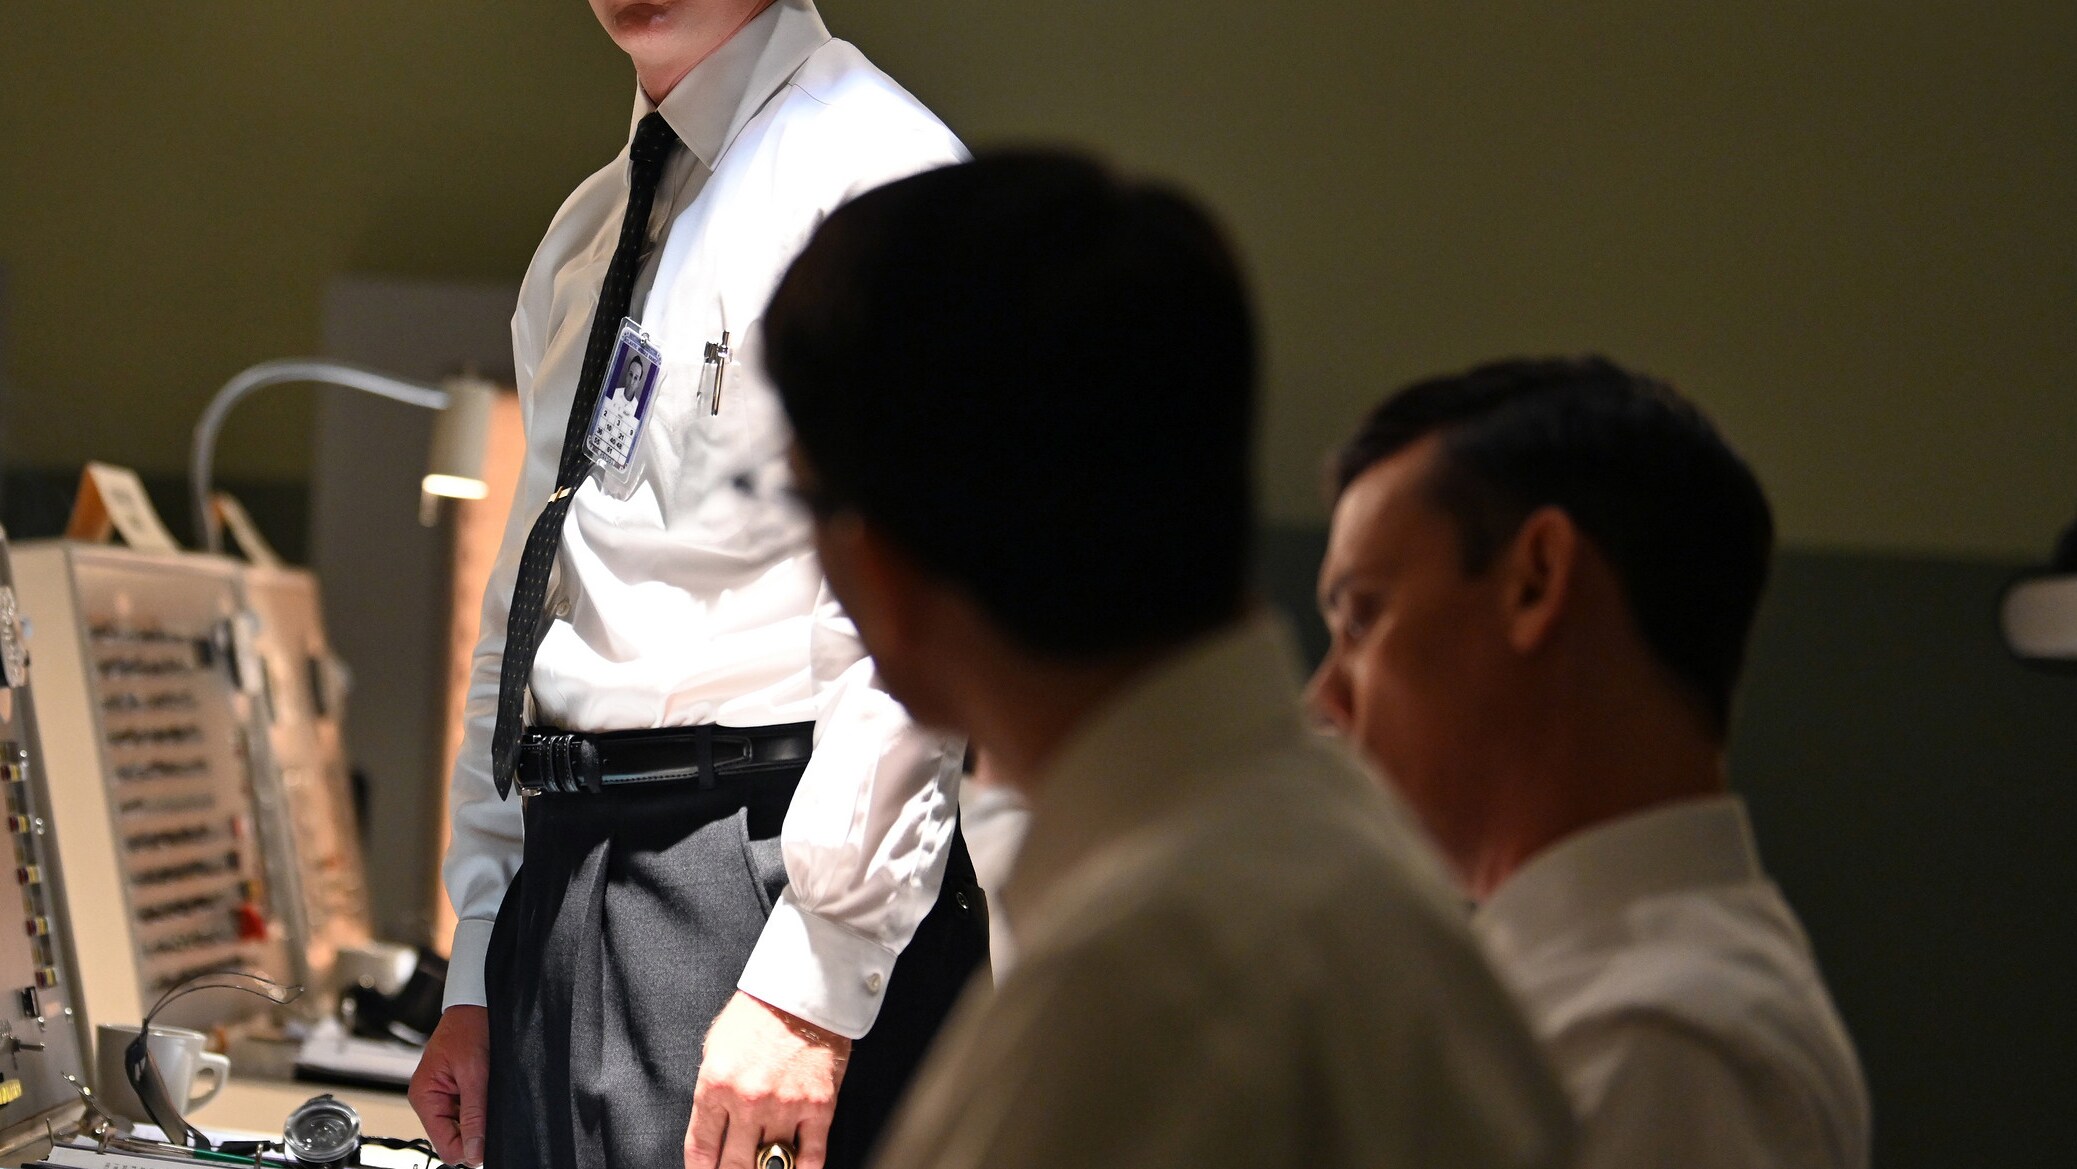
[489,112,680,798]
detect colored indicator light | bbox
[235,902,269,941]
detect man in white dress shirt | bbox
[1310,356,1870,1167]
[406,4,984,1169]
[762,153,1576,1169]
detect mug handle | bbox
[187,1051,230,1113]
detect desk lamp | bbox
[189,358,495,554]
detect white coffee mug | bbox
[94,1023,230,1130]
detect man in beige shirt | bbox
[1310,357,1869,1167]
[759,151,1575,1169]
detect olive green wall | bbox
[0,1,629,483]
[3,2,2072,558]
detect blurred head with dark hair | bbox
[1309,356,1774,896]
[764,150,1256,752]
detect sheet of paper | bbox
[212,492,283,568]
[65,462,181,553]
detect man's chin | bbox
[607,1,677,30]
[605,2,688,49]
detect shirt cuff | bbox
[737,890,899,1041]
[442,918,498,1010]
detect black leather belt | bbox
[516,721,815,797]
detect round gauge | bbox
[283,1093,361,1167]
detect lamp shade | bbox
[2002,573,2077,663]
[423,376,497,501]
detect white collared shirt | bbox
[875,615,1576,1169]
[440,0,969,1039]
[1473,796,1871,1169]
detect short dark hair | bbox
[1333,356,1774,733]
[765,151,1257,659]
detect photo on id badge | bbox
[586,317,664,499]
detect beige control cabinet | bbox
[8,543,369,1035]
[234,565,372,986]
[0,533,90,1166]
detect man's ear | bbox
[1497,505,1579,655]
[815,511,931,662]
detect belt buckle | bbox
[514,744,548,798]
[514,733,546,798]
[515,764,548,801]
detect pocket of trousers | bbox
[737,808,788,916]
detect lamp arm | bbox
[190,358,448,553]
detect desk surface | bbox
[31,1080,426,1169]
[208,1076,422,1145]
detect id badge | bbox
[585,318,665,498]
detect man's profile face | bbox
[1308,436,1513,863]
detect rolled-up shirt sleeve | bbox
[735,580,964,1039]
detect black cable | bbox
[128,968,305,1149]
[221,1134,458,1169]
[142,968,303,1023]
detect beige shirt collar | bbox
[630,0,832,170]
[1000,611,1311,932]
[1474,794,1765,955]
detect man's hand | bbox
[409,1005,490,1167]
[685,992,853,1169]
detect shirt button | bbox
[552,598,572,620]
[865,972,884,995]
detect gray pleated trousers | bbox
[484,767,987,1169]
